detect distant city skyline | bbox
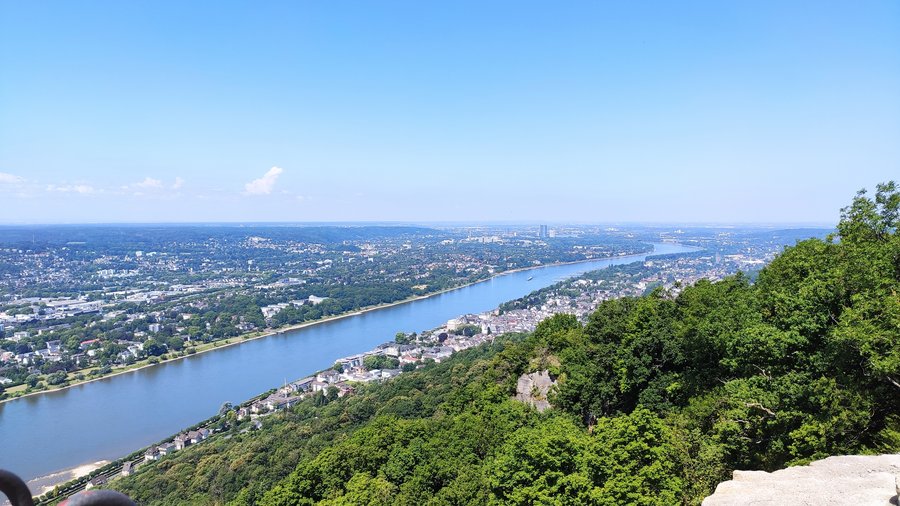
[1,1,898,224]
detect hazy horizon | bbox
[0,220,835,229]
[2,1,898,224]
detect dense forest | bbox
[111,183,900,505]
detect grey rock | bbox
[702,454,900,506]
[514,370,555,412]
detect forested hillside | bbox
[112,183,900,505]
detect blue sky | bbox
[1,1,898,224]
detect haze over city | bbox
[1,1,898,224]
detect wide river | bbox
[0,243,693,484]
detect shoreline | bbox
[10,242,699,497]
[0,246,665,406]
[27,460,109,497]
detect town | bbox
[0,225,822,400]
[207,226,820,423]
[20,224,829,504]
[0,224,651,399]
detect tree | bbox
[46,371,68,385]
[326,386,340,402]
[837,181,899,244]
[831,294,900,391]
[333,473,395,506]
[452,324,482,337]
[143,339,167,357]
[363,354,399,371]
[534,313,580,343]
[586,408,683,505]
[166,336,184,352]
[363,355,380,370]
[490,416,594,505]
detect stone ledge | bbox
[702,454,900,506]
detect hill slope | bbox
[111,183,900,505]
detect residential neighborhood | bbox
[1,225,652,397]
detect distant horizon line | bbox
[0,220,835,229]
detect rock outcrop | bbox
[703,454,900,506]
[514,370,555,412]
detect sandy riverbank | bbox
[26,460,109,498]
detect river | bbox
[0,242,694,485]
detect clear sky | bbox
[1,1,898,224]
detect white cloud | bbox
[119,176,183,196]
[244,166,284,195]
[46,184,95,195]
[0,172,24,184]
[134,177,163,189]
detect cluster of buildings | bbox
[259,295,329,320]
[0,338,148,371]
[230,311,535,423]
[236,341,462,421]
[2,226,807,402]
[0,278,240,337]
[2,339,65,366]
[0,227,655,390]
[143,427,211,462]
[0,298,102,327]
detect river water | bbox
[0,243,693,484]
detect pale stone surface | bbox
[514,370,555,412]
[702,454,900,506]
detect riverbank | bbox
[0,247,659,406]
[30,242,700,503]
[27,460,108,497]
[2,242,699,491]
